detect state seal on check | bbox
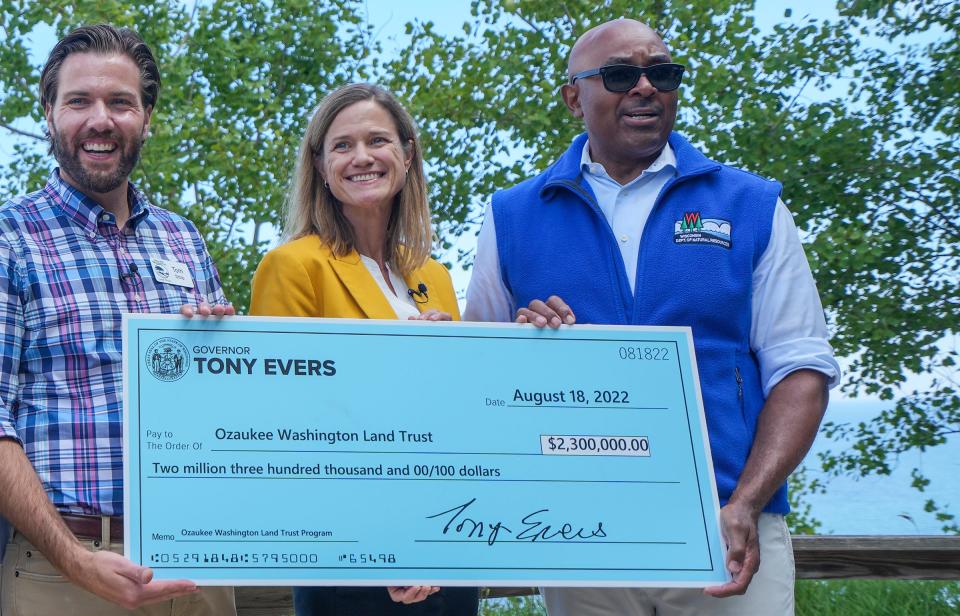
[145,337,190,382]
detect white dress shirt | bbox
[359,255,420,319]
[464,142,840,395]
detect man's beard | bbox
[50,124,143,194]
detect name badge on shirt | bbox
[150,257,194,288]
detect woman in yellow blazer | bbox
[250,236,459,321]
[250,84,475,616]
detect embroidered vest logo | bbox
[674,212,732,249]
[145,337,190,382]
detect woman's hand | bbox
[408,309,452,321]
[387,586,439,604]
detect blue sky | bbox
[359,0,842,49]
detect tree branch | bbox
[1,122,45,141]
[222,212,238,245]
[769,74,813,134]
[909,196,960,240]
[168,0,199,59]
[513,10,548,41]
[557,1,578,37]
[193,183,205,211]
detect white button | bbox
[134,295,141,302]
[620,234,629,243]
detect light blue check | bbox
[123,315,728,586]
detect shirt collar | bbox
[579,140,678,187]
[46,169,151,234]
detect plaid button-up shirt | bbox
[0,171,228,516]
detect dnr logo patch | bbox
[145,337,190,382]
[674,212,732,249]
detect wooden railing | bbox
[235,535,960,615]
[792,535,960,580]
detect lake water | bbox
[802,398,959,535]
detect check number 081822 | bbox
[618,346,671,361]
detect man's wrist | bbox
[44,531,88,578]
[725,492,764,519]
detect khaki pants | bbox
[541,513,796,616]
[0,517,9,615]
[2,532,236,616]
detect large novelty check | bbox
[123,315,727,587]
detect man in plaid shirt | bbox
[0,25,236,615]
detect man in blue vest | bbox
[464,18,840,615]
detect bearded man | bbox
[0,24,235,615]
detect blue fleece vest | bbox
[493,132,787,512]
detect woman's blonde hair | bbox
[284,83,432,275]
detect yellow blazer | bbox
[249,235,461,320]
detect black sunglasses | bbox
[570,63,686,93]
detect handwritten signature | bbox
[426,498,607,546]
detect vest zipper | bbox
[630,172,694,321]
[552,179,632,322]
[735,366,743,400]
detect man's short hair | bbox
[39,24,161,110]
